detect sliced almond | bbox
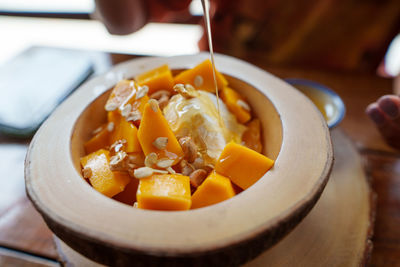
[136,85,149,100]
[194,75,204,87]
[145,152,158,167]
[134,167,154,179]
[237,99,251,111]
[179,137,197,163]
[82,167,92,179]
[153,137,168,150]
[121,104,132,117]
[156,159,174,168]
[189,169,207,187]
[148,99,159,112]
[107,122,114,132]
[105,101,118,111]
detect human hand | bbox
[366,95,400,149]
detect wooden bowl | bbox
[25,53,333,266]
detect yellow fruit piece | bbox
[135,64,174,94]
[137,174,191,211]
[220,87,251,123]
[137,101,183,164]
[242,119,263,153]
[215,142,274,190]
[106,80,137,108]
[84,124,110,154]
[80,149,130,197]
[191,171,235,209]
[174,59,228,92]
[110,118,141,153]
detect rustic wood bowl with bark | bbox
[25,53,333,266]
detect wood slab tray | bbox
[55,129,374,266]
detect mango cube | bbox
[80,149,131,197]
[137,101,183,164]
[215,142,274,190]
[110,118,141,153]
[174,59,228,92]
[135,64,174,94]
[84,124,110,154]
[137,174,191,211]
[191,171,235,209]
[220,87,251,123]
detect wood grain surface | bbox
[0,52,399,266]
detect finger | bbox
[366,103,400,149]
[377,95,400,126]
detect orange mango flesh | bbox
[191,171,235,209]
[106,80,137,107]
[174,59,228,92]
[137,174,191,211]
[110,118,141,153]
[215,142,274,190]
[137,102,183,164]
[80,149,130,197]
[135,64,174,94]
[242,119,263,153]
[113,177,140,205]
[84,125,110,154]
[220,87,251,123]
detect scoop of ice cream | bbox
[163,91,247,165]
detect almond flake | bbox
[92,126,103,135]
[105,101,118,111]
[136,85,149,100]
[126,110,142,122]
[156,159,174,168]
[237,99,251,111]
[194,75,204,87]
[148,99,159,112]
[107,122,114,132]
[134,167,154,178]
[145,152,158,167]
[167,167,176,174]
[153,137,168,150]
[121,104,132,117]
[82,167,92,179]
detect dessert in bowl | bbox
[25,53,333,266]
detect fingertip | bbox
[377,95,400,119]
[366,103,386,125]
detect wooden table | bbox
[0,53,399,266]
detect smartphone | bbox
[0,46,94,137]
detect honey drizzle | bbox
[201,0,224,127]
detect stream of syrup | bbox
[201,0,224,126]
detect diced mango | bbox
[215,142,274,190]
[126,94,149,127]
[105,80,137,108]
[137,174,191,211]
[135,64,174,94]
[220,87,251,123]
[84,125,110,154]
[80,149,130,197]
[110,118,141,153]
[137,102,183,164]
[174,59,228,92]
[113,177,140,205]
[242,119,263,153]
[191,171,235,209]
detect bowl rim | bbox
[284,78,346,128]
[25,53,333,264]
